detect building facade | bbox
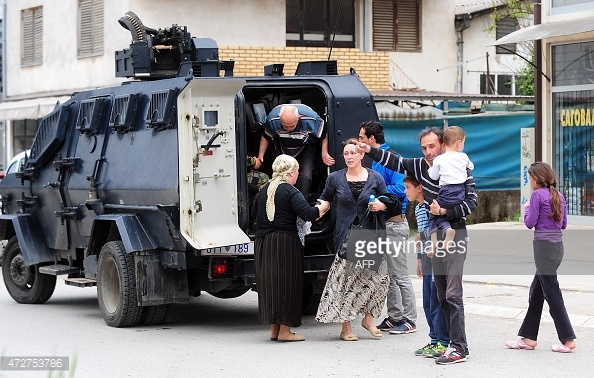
[456,0,534,96]
[496,0,594,224]
[0,0,529,172]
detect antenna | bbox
[327,0,344,61]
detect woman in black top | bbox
[315,139,390,341]
[252,154,329,342]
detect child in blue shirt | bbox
[404,175,449,357]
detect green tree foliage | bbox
[488,0,535,97]
[516,54,535,96]
[486,0,534,33]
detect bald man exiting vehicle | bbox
[254,104,334,202]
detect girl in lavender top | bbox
[506,162,576,353]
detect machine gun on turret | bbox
[115,11,234,80]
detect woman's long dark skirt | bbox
[254,231,303,327]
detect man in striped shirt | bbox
[358,126,477,365]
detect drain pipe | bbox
[534,2,542,162]
[364,0,372,52]
[455,14,471,93]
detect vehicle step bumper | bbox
[38,264,81,275]
[64,277,97,287]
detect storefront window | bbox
[551,0,594,15]
[552,41,594,87]
[553,42,594,216]
[553,90,594,216]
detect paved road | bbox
[1,221,592,376]
[0,279,593,377]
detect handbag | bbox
[338,207,386,272]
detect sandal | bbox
[551,344,572,353]
[340,333,359,341]
[361,321,382,338]
[277,333,305,342]
[505,338,535,350]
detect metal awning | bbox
[493,17,594,45]
[0,96,72,120]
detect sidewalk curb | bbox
[461,279,594,328]
[463,279,594,294]
[415,298,594,328]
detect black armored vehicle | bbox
[0,12,379,327]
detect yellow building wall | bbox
[219,46,390,92]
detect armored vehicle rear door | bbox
[177,78,250,251]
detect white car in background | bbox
[4,150,31,177]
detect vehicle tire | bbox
[139,304,171,326]
[97,241,143,327]
[301,282,322,315]
[207,288,250,299]
[2,236,56,304]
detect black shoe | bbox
[435,346,468,365]
[388,318,417,334]
[376,317,402,332]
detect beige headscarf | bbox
[266,154,299,221]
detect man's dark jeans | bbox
[422,253,449,344]
[432,228,468,351]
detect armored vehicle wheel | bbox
[139,304,171,325]
[97,241,143,327]
[2,237,56,304]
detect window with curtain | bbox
[373,0,421,52]
[78,0,104,57]
[21,7,43,66]
[286,0,355,48]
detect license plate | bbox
[200,242,254,256]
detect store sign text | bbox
[560,108,594,127]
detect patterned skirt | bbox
[315,254,389,323]
[255,231,303,327]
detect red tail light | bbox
[212,259,228,278]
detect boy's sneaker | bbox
[425,343,447,358]
[376,317,401,332]
[414,343,435,356]
[435,346,468,365]
[388,318,416,334]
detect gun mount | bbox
[115,11,234,80]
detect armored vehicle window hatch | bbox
[28,105,72,169]
[76,97,111,135]
[110,93,142,133]
[146,89,178,130]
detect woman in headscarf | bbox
[252,154,329,342]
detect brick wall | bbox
[219,46,391,92]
